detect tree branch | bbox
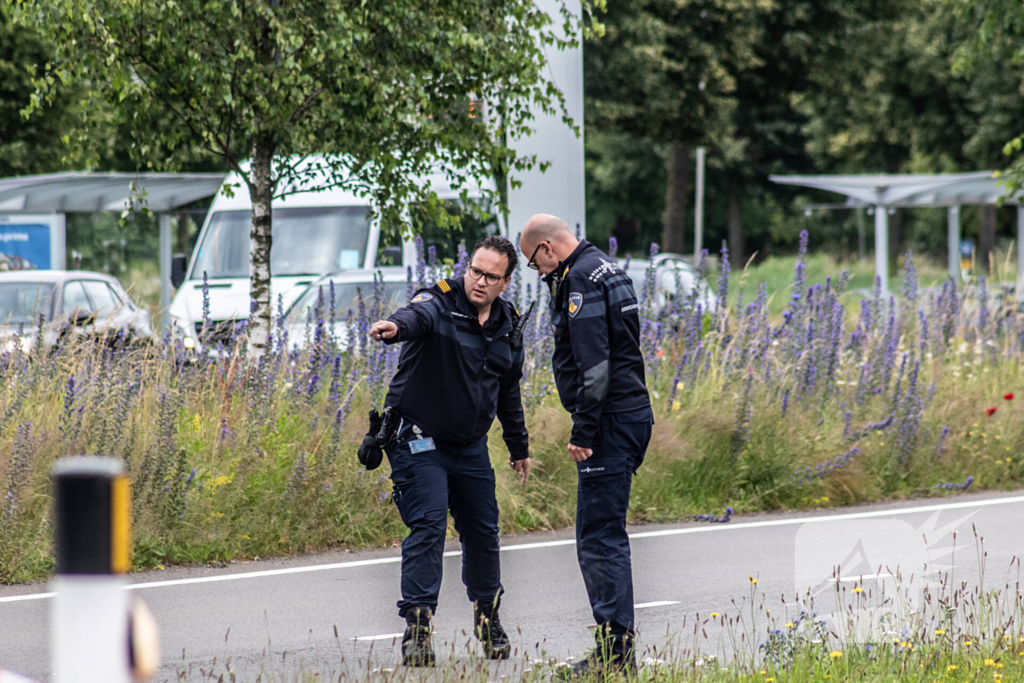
[288,86,325,126]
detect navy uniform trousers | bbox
[575,406,653,636]
[386,430,502,618]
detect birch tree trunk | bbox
[248,136,275,358]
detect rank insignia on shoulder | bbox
[568,292,583,318]
[411,293,433,303]
[436,279,451,293]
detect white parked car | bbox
[0,270,153,352]
[623,253,717,317]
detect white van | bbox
[167,163,499,349]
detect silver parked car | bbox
[283,268,410,352]
[623,252,718,316]
[0,270,153,352]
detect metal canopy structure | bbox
[770,172,1024,293]
[0,172,227,213]
[0,171,228,332]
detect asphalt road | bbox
[3,490,1023,681]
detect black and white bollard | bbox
[51,457,134,683]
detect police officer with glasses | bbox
[366,235,531,667]
[519,214,653,678]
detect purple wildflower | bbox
[693,507,733,523]
[792,446,861,487]
[937,425,949,457]
[935,475,973,491]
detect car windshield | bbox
[191,206,372,279]
[0,282,56,324]
[289,281,407,324]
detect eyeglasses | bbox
[466,265,504,286]
[526,242,547,271]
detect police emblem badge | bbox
[411,293,433,303]
[568,292,583,318]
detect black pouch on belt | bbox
[357,409,385,471]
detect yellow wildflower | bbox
[935,629,946,635]
[750,575,758,584]
[985,659,995,666]
[965,640,972,646]
[830,651,843,658]
[710,612,720,617]
[853,587,864,593]
[947,665,957,671]
[786,622,795,628]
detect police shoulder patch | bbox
[436,279,452,293]
[568,292,583,318]
[411,293,433,303]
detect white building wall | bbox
[506,0,586,248]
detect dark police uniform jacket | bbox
[548,240,650,449]
[382,277,529,460]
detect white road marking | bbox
[350,632,404,641]
[2,493,1022,606]
[840,573,894,583]
[635,601,680,609]
[0,592,54,605]
[627,494,1024,540]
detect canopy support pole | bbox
[874,206,889,294]
[159,214,172,335]
[856,207,866,262]
[948,206,961,283]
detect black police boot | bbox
[473,596,512,659]
[401,608,436,667]
[558,628,637,679]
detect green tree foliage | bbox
[0,5,76,176]
[953,0,1024,198]
[8,0,592,353]
[584,0,1024,265]
[716,0,854,266]
[584,0,767,255]
[798,0,969,176]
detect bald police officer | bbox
[519,215,653,677]
[369,235,531,667]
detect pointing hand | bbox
[369,320,398,341]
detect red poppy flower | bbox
[986,407,998,417]
[1004,393,1015,401]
